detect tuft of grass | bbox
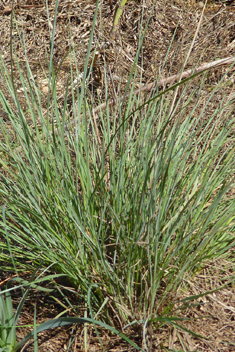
[0,0,235,341]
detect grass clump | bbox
[0,1,235,345]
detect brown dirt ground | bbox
[0,0,235,351]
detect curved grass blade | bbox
[13,317,145,352]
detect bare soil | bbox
[0,0,235,351]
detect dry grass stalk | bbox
[68,55,235,127]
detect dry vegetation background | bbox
[0,0,235,351]
[1,0,235,120]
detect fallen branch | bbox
[69,56,235,127]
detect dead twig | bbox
[68,55,235,127]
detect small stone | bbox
[3,5,12,16]
[198,2,205,9]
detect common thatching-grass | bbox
[0,0,235,349]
